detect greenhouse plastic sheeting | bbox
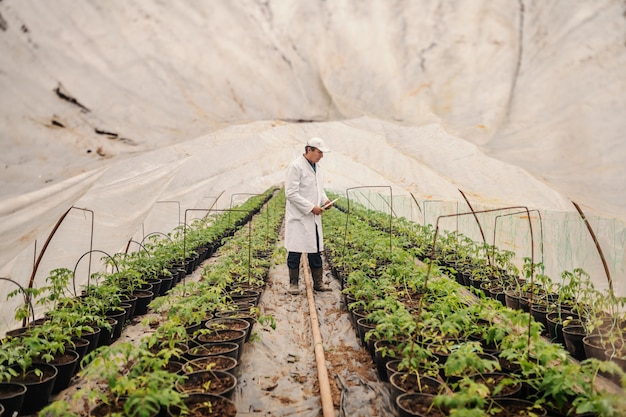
[1,0,625,334]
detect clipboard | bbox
[322,198,339,210]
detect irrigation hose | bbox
[302,257,335,417]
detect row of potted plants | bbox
[322,196,626,417]
[0,187,280,416]
[40,187,285,416]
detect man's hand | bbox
[312,205,324,215]
[321,198,337,210]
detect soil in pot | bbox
[162,360,185,375]
[497,355,522,375]
[68,337,90,365]
[491,398,547,416]
[175,370,237,398]
[166,392,237,417]
[90,397,160,417]
[185,342,240,361]
[389,372,447,405]
[147,341,189,362]
[214,310,256,341]
[228,289,261,305]
[37,349,80,394]
[427,338,465,364]
[184,355,238,376]
[205,317,251,337]
[386,358,440,383]
[3,326,30,338]
[466,372,522,399]
[396,392,448,417]
[0,382,27,417]
[397,291,424,311]
[196,329,246,361]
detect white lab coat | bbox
[284,154,329,253]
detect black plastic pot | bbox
[0,383,27,417]
[10,363,58,415]
[106,308,127,340]
[69,337,90,364]
[147,278,163,298]
[197,329,246,361]
[373,339,403,382]
[205,317,251,349]
[133,290,154,315]
[354,316,377,348]
[159,275,174,296]
[504,290,521,311]
[80,326,102,354]
[49,349,80,394]
[530,303,551,337]
[546,311,578,345]
[97,317,118,347]
[214,310,256,341]
[562,324,587,361]
[120,293,138,320]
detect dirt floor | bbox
[231,252,395,416]
[43,227,395,417]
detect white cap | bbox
[306,137,330,153]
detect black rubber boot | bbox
[311,267,331,292]
[288,268,300,295]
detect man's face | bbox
[306,147,324,163]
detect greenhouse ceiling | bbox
[1,0,625,325]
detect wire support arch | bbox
[72,249,119,297]
[1,277,36,327]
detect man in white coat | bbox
[284,137,333,294]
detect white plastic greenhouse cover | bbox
[0,1,625,334]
